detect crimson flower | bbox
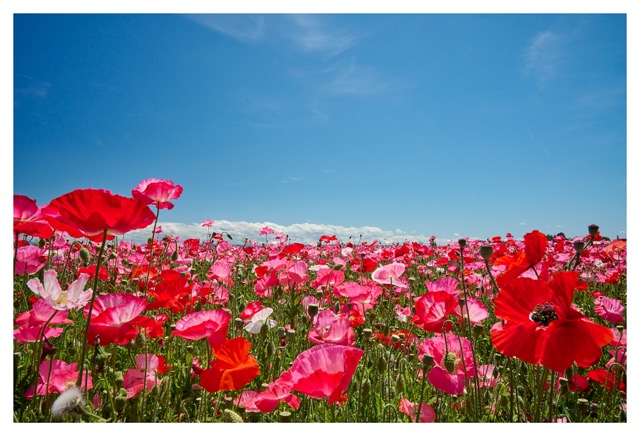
[132,178,183,210]
[199,337,260,393]
[42,188,156,242]
[171,309,231,349]
[496,230,548,284]
[411,291,459,333]
[491,271,613,373]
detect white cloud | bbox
[286,15,360,57]
[186,14,266,43]
[124,219,431,245]
[524,30,565,86]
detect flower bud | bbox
[458,238,467,249]
[361,378,371,398]
[444,352,457,373]
[286,329,296,342]
[376,355,387,374]
[259,323,269,338]
[573,240,585,254]
[171,250,179,261]
[308,303,319,319]
[588,224,599,237]
[277,327,286,338]
[79,247,91,264]
[362,328,373,340]
[422,354,434,370]
[473,324,484,338]
[223,409,244,423]
[479,245,493,262]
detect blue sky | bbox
[9,9,631,244]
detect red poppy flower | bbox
[491,271,613,373]
[496,230,548,284]
[199,337,260,392]
[411,291,459,333]
[587,368,626,391]
[42,188,156,242]
[147,269,194,313]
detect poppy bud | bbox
[396,375,405,393]
[573,240,585,254]
[588,224,599,237]
[308,303,319,319]
[376,355,387,374]
[114,371,124,385]
[259,323,269,338]
[38,238,46,248]
[361,378,371,398]
[458,238,467,249]
[277,327,286,338]
[278,411,292,422]
[79,247,91,264]
[286,329,296,342]
[115,392,127,412]
[171,250,179,261]
[223,409,244,423]
[473,324,484,338]
[479,245,493,262]
[444,352,457,373]
[265,341,274,358]
[362,328,373,340]
[422,354,434,370]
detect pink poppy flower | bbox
[85,293,152,345]
[475,364,499,388]
[411,291,459,333]
[278,260,309,288]
[453,297,489,326]
[202,219,214,227]
[398,397,436,422]
[252,381,301,413]
[27,269,92,310]
[171,309,231,349]
[25,359,92,399]
[14,194,54,239]
[239,301,266,321]
[371,262,407,288]
[308,310,355,346]
[132,178,183,210]
[122,353,169,399]
[15,245,46,276]
[310,268,345,291]
[419,333,475,395]
[206,259,234,287]
[259,226,275,235]
[333,281,383,308]
[593,296,625,323]
[425,277,460,295]
[277,343,363,404]
[14,299,73,343]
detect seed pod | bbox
[223,409,244,423]
[376,355,387,374]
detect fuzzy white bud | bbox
[51,386,84,419]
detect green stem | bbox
[76,229,108,388]
[533,365,550,422]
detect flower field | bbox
[13,180,627,423]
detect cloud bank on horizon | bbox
[125,219,432,245]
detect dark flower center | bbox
[529,302,558,326]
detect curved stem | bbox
[76,229,108,388]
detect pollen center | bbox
[529,302,558,327]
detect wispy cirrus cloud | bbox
[124,220,430,245]
[186,14,266,43]
[286,15,361,57]
[523,30,566,86]
[323,58,397,96]
[14,75,51,102]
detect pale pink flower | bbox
[371,262,407,288]
[308,310,355,346]
[27,269,92,310]
[419,333,475,395]
[122,354,167,399]
[201,220,214,228]
[454,297,489,325]
[15,245,46,276]
[259,226,275,235]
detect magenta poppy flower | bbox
[13,299,73,343]
[132,178,183,210]
[371,262,407,288]
[453,297,489,326]
[15,245,46,276]
[25,359,92,399]
[419,333,475,395]
[411,291,459,333]
[122,353,168,399]
[425,277,460,294]
[42,188,156,242]
[310,268,345,291]
[171,309,231,349]
[259,226,275,235]
[253,381,301,413]
[85,293,151,345]
[277,343,363,404]
[398,397,436,422]
[307,310,355,346]
[14,194,54,239]
[593,296,625,324]
[333,281,382,308]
